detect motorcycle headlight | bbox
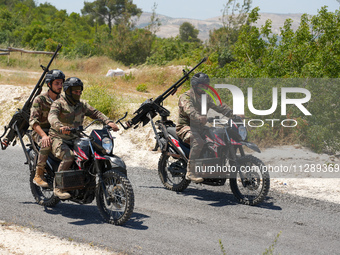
[102,137,113,154]
[238,126,247,141]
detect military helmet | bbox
[45,69,65,85]
[63,77,84,92]
[191,72,210,87]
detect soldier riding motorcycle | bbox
[121,59,270,206]
[32,77,134,225]
[27,115,134,225]
[1,46,134,225]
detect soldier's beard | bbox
[48,86,61,95]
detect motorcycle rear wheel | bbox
[29,170,60,207]
[158,153,191,192]
[96,170,134,225]
[230,155,270,206]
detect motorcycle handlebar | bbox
[66,123,114,135]
[206,115,245,124]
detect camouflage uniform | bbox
[29,91,59,169]
[176,89,232,162]
[48,95,113,172]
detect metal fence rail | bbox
[0,47,56,56]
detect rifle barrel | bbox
[155,57,207,104]
[0,44,62,150]
[23,44,62,109]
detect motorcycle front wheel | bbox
[96,170,134,225]
[158,152,191,192]
[29,170,60,207]
[230,155,270,206]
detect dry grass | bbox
[0,53,187,126]
[0,52,185,93]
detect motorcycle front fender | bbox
[103,155,127,176]
[240,141,261,153]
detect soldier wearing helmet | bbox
[48,77,119,199]
[176,72,233,183]
[29,69,65,188]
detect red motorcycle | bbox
[154,115,270,205]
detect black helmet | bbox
[45,69,65,85]
[191,72,210,87]
[63,77,84,92]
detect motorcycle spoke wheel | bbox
[158,153,190,192]
[29,171,60,207]
[230,155,270,206]
[96,170,134,225]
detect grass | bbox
[0,52,185,124]
[1,51,303,148]
[263,231,282,255]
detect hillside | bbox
[136,12,303,41]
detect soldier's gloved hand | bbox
[108,122,119,132]
[60,126,71,135]
[199,116,207,125]
[41,135,51,148]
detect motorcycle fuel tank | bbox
[74,137,91,160]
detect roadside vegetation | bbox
[0,0,339,153]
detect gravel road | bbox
[0,146,339,254]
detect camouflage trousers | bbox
[32,132,51,170]
[176,125,205,163]
[51,137,75,172]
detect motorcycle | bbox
[27,116,134,225]
[153,115,270,206]
[0,45,133,225]
[121,57,270,205]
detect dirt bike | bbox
[0,45,133,225]
[122,57,270,205]
[153,115,270,206]
[27,116,134,225]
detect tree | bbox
[145,3,161,35]
[179,22,200,43]
[81,0,142,34]
[107,25,153,65]
[208,0,252,67]
[221,0,252,30]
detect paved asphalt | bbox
[0,146,339,254]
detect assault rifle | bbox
[0,44,62,151]
[119,57,207,130]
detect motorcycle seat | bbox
[166,126,178,139]
[48,152,61,162]
[167,127,190,148]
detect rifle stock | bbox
[124,57,207,129]
[1,44,62,150]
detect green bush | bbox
[136,83,148,93]
[82,84,120,119]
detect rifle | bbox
[119,57,207,129]
[0,44,62,151]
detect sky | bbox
[34,0,340,20]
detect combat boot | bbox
[33,167,49,188]
[53,188,71,199]
[185,160,203,183]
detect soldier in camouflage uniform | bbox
[176,72,233,183]
[29,69,65,188]
[48,77,119,199]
